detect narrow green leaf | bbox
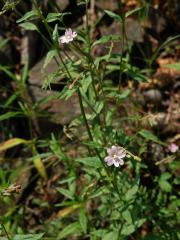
[92,35,121,47]
[32,145,48,180]
[121,224,135,236]
[57,187,74,200]
[135,218,146,228]
[160,172,172,180]
[80,75,92,93]
[125,7,143,18]
[0,111,22,121]
[125,185,138,201]
[79,208,87,234]
[122,210,132,224]
[19,22,38,31]
[116,89,131,100]
[53,24,58,41]
[16,10,38,23]
[104,10,122,22]
[159,173,172,192]
[0,138,27,152]
[0,38,9,49]
[58,222,82,239]
[13,233,44,240]
[94,101,104,114]
[150,35,180,66]
[3,93,17,107]
[43,50,57,69]
[165,62,180,70]
[33,155,48,180]
[103,231,119,240]
[0,65,17,81]
[21,60,29,83]
[75,157,103,168]
[138,129,165,145]
[46,12,71,22]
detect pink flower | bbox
[104,145,126,167]
[59,28,77,44]
[168,143,179,153]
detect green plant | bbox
[0,0,179,239]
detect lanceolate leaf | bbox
[104,10,123,22]
[43,49,57,69]
[19,22,38,31]
[13,233,44,240]
[75,157,103,168]
[125,7,143,18]
[46,12,71,22]
[58,222,82,239]
[16,10,38,23]
[33,155,48,181]
[32,146,48,181]
[79,208,87,233]
[0,138,27,152]
[0,111,22,121]
[138,129,165,145]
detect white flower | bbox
[104,145,126,167]
[59,28,77,44]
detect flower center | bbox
[113,154,117,159]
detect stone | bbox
[0,35,13,65]
[55,0,69,11]
[99,18,144,54]
[20,31,39,67]
[95,0,118,11]
[143,89,162,104]
[28,58,81,126]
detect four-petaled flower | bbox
[59,28,77,44]
[104,145,126,167]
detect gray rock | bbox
[29,58,60,87]
[55,0,69,11]
[99,18,144,54]
[95,0,118,11]
[20,31,39,67]
[154,112,166,128]
[143,89,162,103]
[28,58,81,126]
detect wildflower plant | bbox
[18,1,144,237]
[0,0,179,239]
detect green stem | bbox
[77,88,93,141]
[1,223,11,240]
[77,90,121,196]
[33,0,52,38]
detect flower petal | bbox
[72,31,77,37]
[117,147,125,154]
[59,36,67,43]
[107,159,114,166]
[114,161,120,167]
[107,145,117,156]
[118,152,126,159]
[104,156,112,163]
[66,28,72,35]
[119,158,124,165]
